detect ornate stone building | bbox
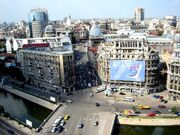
[167,48,180,100]
[98,38,163,95]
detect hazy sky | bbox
[0,0,179,23]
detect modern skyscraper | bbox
[29,8,48,38]
[134,8,144,23]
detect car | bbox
[163,100,168,104]
[135,111,141,114]
[155,95,160,99]
[119,92,126,95]
[66,99,73,103]
[78,123,84,128]
[60,120,65,126]
[51,127,56,133]
[147,112,156,117]
[64,115,70,121]
[159,96,164,99]
[160,99,165,102]
[158,105,166,108]
[175,112,180,116]
[153,110,161,114]
[95,103,100,107]
[93,120,98,126]
[7,129,14,134]
[59,115,64,120]
[56,126,63,133]
[66,92,73,96]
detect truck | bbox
[138,105,151,109]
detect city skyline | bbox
[0,0,180,23]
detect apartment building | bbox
[167,48,180,100]
[17,46,75,93]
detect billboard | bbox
[110,60,145,82]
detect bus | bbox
[124,97,134,102]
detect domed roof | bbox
[89,24,102,37]
[45,25,55,33]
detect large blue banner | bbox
[110,60,145,82]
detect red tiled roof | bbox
[23,43,49,48]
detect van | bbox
[124,97,134,102]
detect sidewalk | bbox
[0,85,58,110]
[118,116,180,126]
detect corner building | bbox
[167,48,180,100]
[17,47,75,93]
[98,39,162,95]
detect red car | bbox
[158,105,166,108]
[159,96,164,99]
[147,112,156,117]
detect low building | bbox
[98,38,163,95]
[17,45,75,93]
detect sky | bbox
[0,0,180,23]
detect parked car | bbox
[60,120,65,126]
[153,110,161,114]
[163,100,168,104]
[175,112,180,116]
[7,129,14,134]
[56,126,63,133]
[158,105,166,108]
[64,115,70,121]
[147,112,156,117]
[119,92,126,95]
[135,111,141,114]
[51,127,56,133]
[66,92,73,96]
[66,99,73,103]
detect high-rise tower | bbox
[134,8,144,23]
[29,8,48,38]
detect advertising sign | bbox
[110,60,145,82]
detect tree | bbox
[171,106,177,114]
[131,106,136,112]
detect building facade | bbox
[29,8,48,38]
[167,48,180,100]
[98,39,162,95]
[134,8,145,23]
[17,46,75,93]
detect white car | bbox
[51,127,56,133]
[66,99,73,103]
[93,120,98,126]
[59,115,64,121]
[60,120,65,126]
